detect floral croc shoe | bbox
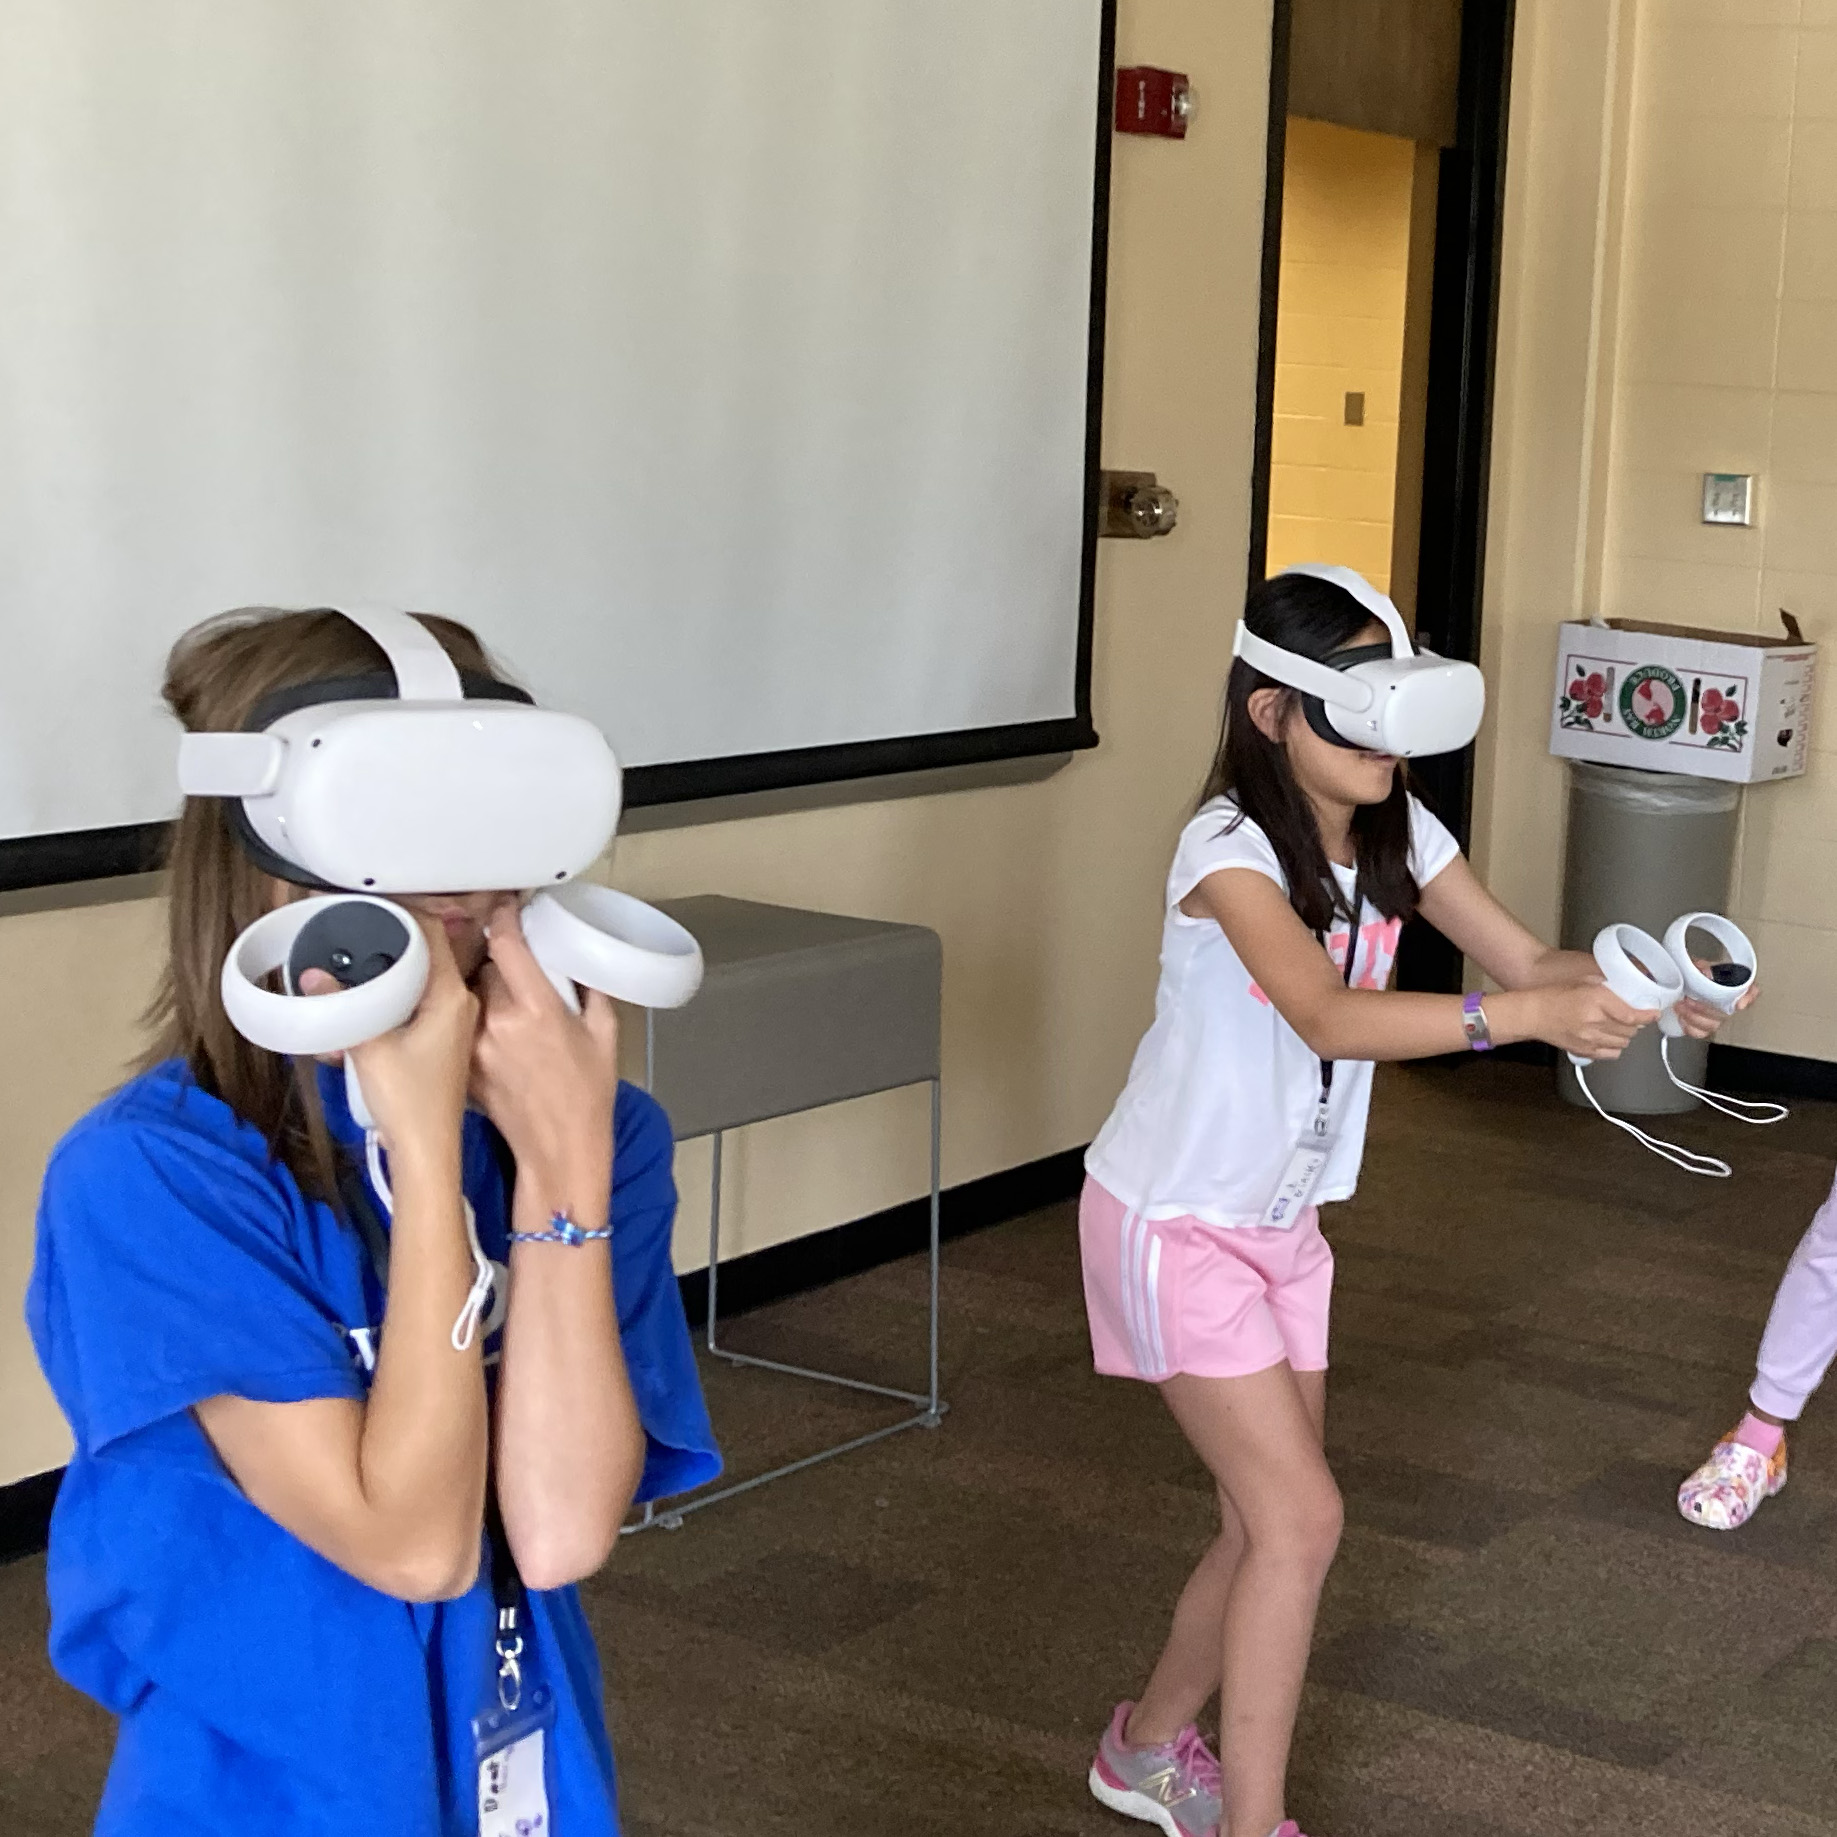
[1677,1428,1787,1530]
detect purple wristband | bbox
[1462,991,1494,1052]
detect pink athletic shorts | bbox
[1078,1177,1333,1382]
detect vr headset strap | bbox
[1277,564,1414,654]
[333,603,467,701]
[1233,624,1375,713]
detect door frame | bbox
[1247,0,1519,994]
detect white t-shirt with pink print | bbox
[1086,794,1461,1230]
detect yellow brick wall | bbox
[1266,116,1418,592]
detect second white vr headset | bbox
[179,604,705,1121]
[1232,564,1486,758]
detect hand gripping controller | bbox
[220,886,702,1353]
[1568,915,1782,1178]
[220,888,703,1131]
[1654,912,1783,1128]
[1565,924,1684,1068]
[1658,913,1755,1036]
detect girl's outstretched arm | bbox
[1419,854,1752,1038]
[1190,867,1653,1064]
[1416,855,1598,990]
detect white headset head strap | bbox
[1232,623,1373,712]
[334,603,466,702]
[1277,564,1414,658]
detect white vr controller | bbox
[222,884,703,1129]
[1570,913,1781,1177]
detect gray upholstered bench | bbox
[624,895,945,1531]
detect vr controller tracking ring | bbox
[1569,915,1785,1174]
[1659,912,1755,1034]
[220,895,429,1060]
[518,884,704,1014]
[1656,912,1785,1126]
[1568,923,1731,1179]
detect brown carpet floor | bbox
[4,1058,1836,1835]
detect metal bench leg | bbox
[705,1130,723,1354]
[925,1073,943,1426]
[625,1081,949,1534]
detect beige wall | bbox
[0,0,1278,1487]
[1475,0,1837,1065]
[1267,117,1418,591]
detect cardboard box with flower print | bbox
[1549,616,1816,786]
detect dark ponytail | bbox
[1198,572,1420,934]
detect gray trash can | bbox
[1555,761,1741,1115]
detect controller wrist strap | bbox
[1659,1038,1788,1125]
[362,1130,495,1351]
[1572,1061,1731,1179]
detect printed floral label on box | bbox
[1548,620,1813,786]
[1557,652,1750,752]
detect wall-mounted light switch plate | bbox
[1702,473,1755,526]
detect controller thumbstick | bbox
[287,901,412,994]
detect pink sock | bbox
[1734,1411,1784,1456]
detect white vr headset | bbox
[178,601,623,894]
[177,604,704,1129]
[1232,564,1486,758]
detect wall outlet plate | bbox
[1702,473,1755,526]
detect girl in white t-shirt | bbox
[1081,568,1742,1837]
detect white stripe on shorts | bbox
[1118,1211,1150,1374]
[1142,1231,1166,1377]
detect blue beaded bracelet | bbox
[508,1213,612,1247]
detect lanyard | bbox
[338,1134,531,1713]
[1313,871,1363,1129]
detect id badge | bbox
[1260,1129,1335,1229]
[474,1683,556,1837]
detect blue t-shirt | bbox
[25,1058,720,1836]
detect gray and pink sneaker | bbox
[1088,1701,1223,1837]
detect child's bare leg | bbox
[1125,1490,1246,1745]
[1159,1364,1338,1837]
[1128,1371,1326,1749]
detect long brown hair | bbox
[140,607,498,1201]
[1198,572,1419,935]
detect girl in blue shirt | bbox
[27,607,721,1836]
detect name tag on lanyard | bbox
[1260,886,1359,1229]
[476,1683,555,1837]
[1261,1099,1336,1228]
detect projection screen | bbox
[0,0,1110,887]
